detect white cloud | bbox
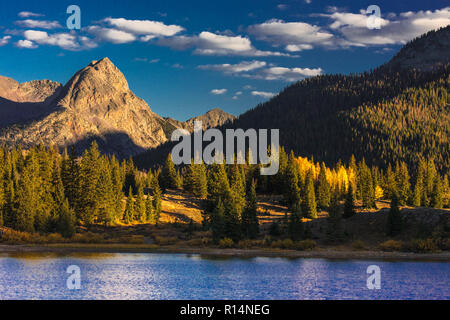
[200,60,323,82]
[277,4,289,11]
[252,91,275,98]
[248,19,333,50]
[159,31,292,56]
[0,36,11,46]
[285,44,313,52]
[23,30,81,50]
[18,11,44,18]
[211,89,228,95]
[103,17,184,37]
[15,19,62,29]
[15,39,37,49]
[198,60,267,74]
[254,66,323,81]
[326,7,450,46]
[87,26,136,44]
[305,0,312,4]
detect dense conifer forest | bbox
[1,143,448,242]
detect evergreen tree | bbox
[193,161,208,198]
[241,179,259,239]
[96,160,116,226]
[78,142,101,224]
[284,153,301,209]
[316,162,331,208]
[160,154,180,190]
[343,184,356,218]
[56,199,76,238]
[413,158,426,206]
[145,194,154,223]
[302,170,317,218]
[135,184,146,222]
[387,194,402,236]
[396,162,410,205]
[207,162,230,204]
[326,188,343,242]
[151,178,162,223]
[210,199,225,243]
[431,175,443,209]
[229,164,246,216]
[123,187,135,224]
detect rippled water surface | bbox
[0,253,448,300]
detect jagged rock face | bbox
[165,108,236,132]
[0,58,235,158]
[184,108,236,131]
[0,58,170,158]
[0,76,62,103]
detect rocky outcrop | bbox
[0,58,235,158]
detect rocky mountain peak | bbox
[57,57,130,113]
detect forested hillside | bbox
[136,27,449,173]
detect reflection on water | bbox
[0,253,448,300]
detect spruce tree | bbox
[284,153,301,210]
[241,179,259,239]
[413,158,426,207]
[343,184,356,218]
[145,194,154,223]
[123,187,135,224]
[161,154,180,190]
[431,176,443,209]
[210,199,225,243]
[317,162,331,209]
[151,178,162,223]
[326,188,343,242]
[56,199,76,238]
[387,194,402,236]
[302,170,317,218]
[193,161,208,198]
[135,184,146,222]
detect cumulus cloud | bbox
[15,19,62,29]
[248,19,333,50]
[199,60,323,82]
[23,30,84,50]
[211,89,228,95]
[15,39,37,49]
[87,26,136,44]
[18,11,44,18]
[257,66,323,81]
[325,7,450,46]
[103,17,184,37]
[251,91,275,98]
[198,60,267,74]
[159,31,292,56]
[0,36,11,46]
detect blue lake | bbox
[0,253,448,300]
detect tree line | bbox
[159,147,449,243]
[0,142,162,237]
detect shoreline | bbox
[1,244,449,262]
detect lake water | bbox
[0,253,448,300]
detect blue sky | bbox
[0,0,448,120]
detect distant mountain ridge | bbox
[0,58,234,158]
